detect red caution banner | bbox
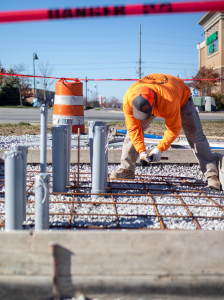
[0,72,223,82]
[81,78,224,82]
[0,1,224,23]
[0,72,60,80]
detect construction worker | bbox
[110,73,221,190]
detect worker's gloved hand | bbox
[149,148,162,162]
[140,151,151,167]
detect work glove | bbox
[140,151,151,167]
[149,148,162,162]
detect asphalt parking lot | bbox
[0,107,224,123]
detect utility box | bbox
[192,97,204,111]
[205,96,217,111]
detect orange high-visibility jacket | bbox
[123,74,191,153]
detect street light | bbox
[33,53,38,98]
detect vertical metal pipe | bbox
[10,145,28,222]
[88,121,106,182]
[57,118,72,186]
[91,122,107,199]
[104,124,109,189]
[52,125,68,192]
[40,104,48,173]
[88,121,94,180]
[4,151,23,231]
[77,128,80,193]
[35,173,50,230]
[33,53,35,98]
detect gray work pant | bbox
[120,96,218,179]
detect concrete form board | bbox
[1,149,224,164]
[0,231,224,299]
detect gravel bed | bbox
[0,134,224,150]
[0,162,224,231]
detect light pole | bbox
[85,76,88,109]
[94,85,98,100]
[33,53,38,98]
[87,88,89,107]
[94,85,98,107]
[44,82,47,104]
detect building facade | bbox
[26,88,55,106]
[197,12,224,93]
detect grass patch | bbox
[0,123,40,130]
[107,121,126,127]
[0,120,222,137]
[18,122,31,126]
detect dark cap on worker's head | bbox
[132,85,154,120]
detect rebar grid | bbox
[0,170,224,230]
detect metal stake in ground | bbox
[35,173,50,230]
[4,151,24,231]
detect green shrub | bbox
[18,122,31,126]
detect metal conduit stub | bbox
[89,121,108,199]
[52,125,68,193]
[4,151,24,231]
[40,104,48,173]
[10,145,28,222]
[35,173,50,231]
[104,124,110,189]
[88,121,106,180]
[57,118,72,186]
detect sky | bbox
[0,0,206,102]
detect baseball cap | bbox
[132,85,154,120]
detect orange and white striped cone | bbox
[52,78,85,133]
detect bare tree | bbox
[38,61,54,100]
[13,63,33,106]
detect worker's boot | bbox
[207,175,221,190]
[110,168,135,179]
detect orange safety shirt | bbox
[123,74,191,153]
